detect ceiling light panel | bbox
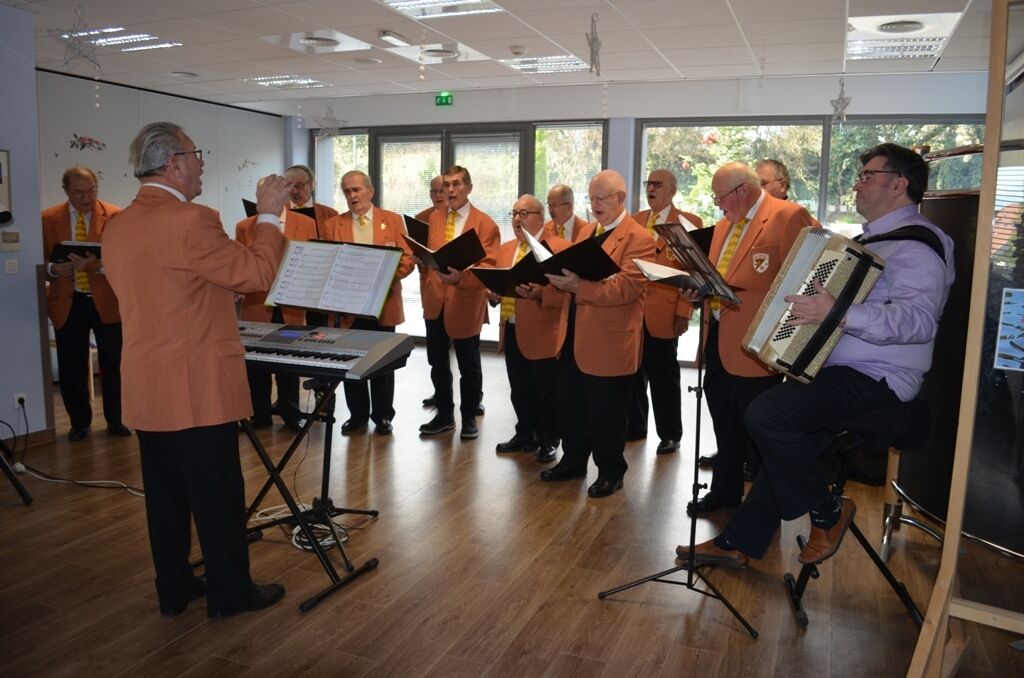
[384,42,489,64]
[499,55,589,73]
[382,0,505,20]
[261,30,372,55]
[847,12,960,61]
[245,75,328,90]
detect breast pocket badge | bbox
[752,252,770,273]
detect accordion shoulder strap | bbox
[856,224,946,263]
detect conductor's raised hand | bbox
[255,174,292,217]
[784,279,837,326]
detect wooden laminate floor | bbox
[1,349,1022,677]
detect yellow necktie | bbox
[646,210,659,235]
[556,222,565,238]
[445,210,457,243]
[709,218,747,314]
[500,243,529,321]
[358,215,367,228]
[596,223,604,237]
[74,212,90,293]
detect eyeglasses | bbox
[759,178,781,187]
[585,191,620,205]
[290,180,311,189]
[712,183,744,204]
[856,169,901,184]
[173,149,203,161]
[547,201,571,211]
[67,187,97,199]
[644,180,665,189]
[509,209,542,219]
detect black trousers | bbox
[54,292,123,429]
[723,366,900,558]
[557,311,632,480]
[343,318,396,424]
[627,327,683,442]
[703,318,782,501]
[504,322,559,447]
[246,306,300,422]
[425,312,482,419]
[137,422,252,613]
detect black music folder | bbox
[470,251,548,298]
[242,198,316,222]
[654,222,740,305]
[402,228,485,273]
[522,229,619,282]
[689,223,715,255]
[402,214,430,244]
[50,241,101,262]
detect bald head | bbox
[646,168,677,212]
[711,162,761,224]
[588,170,627,226]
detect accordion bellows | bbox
[742,228,885,383]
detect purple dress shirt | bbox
[824,204,955,401]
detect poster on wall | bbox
[995,287,1024,371]
[0,150,12,225]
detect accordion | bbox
[742,228,885,383]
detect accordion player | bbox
[742,228,884,383]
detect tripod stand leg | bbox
[0,440,32,505]
[598,564,689,598]
[299,558,379,612]
[692,568,759,638]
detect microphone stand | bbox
[598,291,757,639]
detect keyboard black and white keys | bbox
[238,322,415,381]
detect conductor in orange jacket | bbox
[324,171,414,436]
[540,170,657,498]
[41,166,127,441]
[104,122,290,618]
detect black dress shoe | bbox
[656,439,679,455]
[249,416,273,430]
[495,435,538,453]
[374,419,393,435]
[341,419,368,435]
[697,452,718,469]
[686,492,742,514]
[106,423,131,437]
[540,461,587,482]
[422,395,437,407]
[476,403,485,416]
[536,445,557,463]
[281,417,304,432]
[587,477,623,498]
[420,413,455,435]
[207,582,285,619]
[460,418,479,440]
[68,426,91,441]
[160,576,207,617]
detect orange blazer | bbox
[495,235,571,360]
[419,205,501,339]
[42,199,121,329]
[631,206,704,338]
[571,216,657,377]
[308,202,339,239]
[322,208,415,327]
[235,211,317,325]
[705,193,813,378]
[102,185,286,431]
[542,216,591,244]
[414,206,438,224]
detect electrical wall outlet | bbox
[13,393,26,409]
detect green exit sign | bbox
[435,91,453,106]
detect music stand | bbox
[598,222,757,639]
[1,438,32,505]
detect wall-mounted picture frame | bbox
[0,150,12,225]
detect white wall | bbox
[0,4,47,441]
[248,72,988,128]
[36,72,285,230]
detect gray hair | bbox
[130,122,185,179]
[341,170,373,191]
[516,194,543,212]
[548,183,574,204]
[755,158,790,185]
[285,165,314,182]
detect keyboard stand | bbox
[240,374,379,612]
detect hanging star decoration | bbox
[831,78,851,124]
[49,3,102,70]
[313,106,347,139]
[586,13,601,76]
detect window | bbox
[534,123,604,219]
[315,133,369,211]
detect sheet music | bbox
[268,241,402,318]
[522,228,553,262]
[678,214,700,232]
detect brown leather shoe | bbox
[675,538,750,569]
[799,497,857,564]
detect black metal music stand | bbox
[598,223,757,638]
[1,438,32,505]
[239,372,379,612]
